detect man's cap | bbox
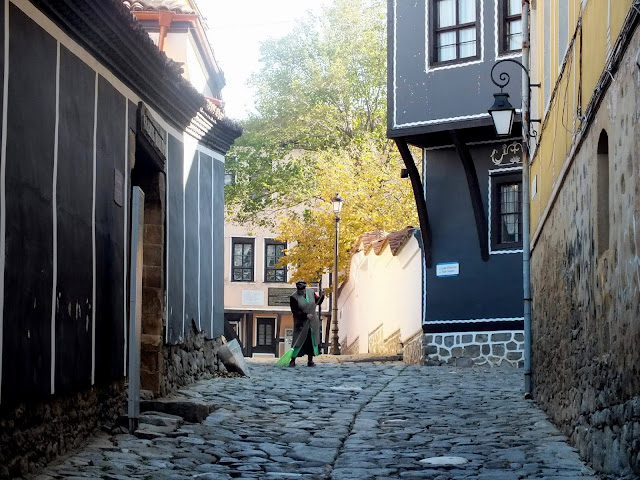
[295,280,307,288]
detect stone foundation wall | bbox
[0,381,126,479]
[367,325,384,353]
[423,330,524,367]
[530,24,640,479]
[368,326,401,356]
[402,331,424,365]
[162,325,223,396]
[341,336,359,356]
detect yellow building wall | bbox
[530,0,635,236]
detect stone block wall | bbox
[368,326,402,356]
[530,25,640,478]
[0,381,126,479]
[341,336,359,356]
[402,331,424,365]
[367,325,384,353]
[423,330,524,367]
[162,324,223,396]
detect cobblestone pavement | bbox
[34,358,599,480]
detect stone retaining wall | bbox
[367,325,384,353]
[530,24,640,478]
[423,330,524,367]
[402,331,424,365]
[341,336,359,356]
[162,326,223,396]
[0,381,126,479]
[368,327,402,356]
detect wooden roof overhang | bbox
[32,0,241,156]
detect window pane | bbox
[437,0,455,27]
[267,257,275,268]
[437,32,456,61]
[234,244,242,256]
[459,28,476,58]
[458,0,476,24]
[508,0,522,15]
[265,324,273,345]
[508,20,522,50]
[242,269,251,281]
[266,271,275,281]
[499,183,521,243]
[275,271,285,282]
[266,245,275,257]
[243,244,252,256]
[258,324,265,345]
[276,245,284,257]
[233,255,242,267]
[233,270,243,281]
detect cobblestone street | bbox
[34,358,598,480]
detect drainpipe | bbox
[521,0,533,397]
[157,10,175,52]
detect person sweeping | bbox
[276,280,325,367]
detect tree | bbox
[276,141,418,284]
[225,0,418,283]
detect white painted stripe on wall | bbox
[123,100,128,377]
[0,0,9,403]
[210,156,216,337]
[197,152,201,331]
[91,72,98,385]
[50,41,60,394]
[165,132,170,344]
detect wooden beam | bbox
[394,138,433,268]
[449,131,489,262]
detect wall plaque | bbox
[436,262,460,277]
[268,288,296,306]
[241,290,264,306]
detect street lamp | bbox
[330,193,343,355]
[487,8,539,396]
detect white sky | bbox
[199,0,330,121]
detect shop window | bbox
[430,0,480,65]
[265,240,287,283]
[232,238,254,282]
[499,0,522,54]
[491,172,523,251]
[597,130,609,256]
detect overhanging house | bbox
[388,0,525,366]
[0,0,240,477]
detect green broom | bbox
[275,348,295,366]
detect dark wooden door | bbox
[254,317,276,354]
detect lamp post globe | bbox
[330,193,343,355]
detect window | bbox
[265,240,287,283]
[597,130,609,256]
[431,0,479,64]
[491,173,522,251]
[257,319,274,347]
[499,0,522,54]
[231,238,254,282]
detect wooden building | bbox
[0,0,240,476]
[387,0,525,366]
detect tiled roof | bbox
[340,227,418,295]
[123,0,195,14]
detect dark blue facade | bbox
[388,0,524,334]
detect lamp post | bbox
[330,193,343,355]
[487,1,537,395]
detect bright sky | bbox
[199,0,330,121]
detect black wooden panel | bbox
[54,46,95,392]
[184,151,199,332]
[166,135,184,344]
[128,100,136,135]
[211,159,225,337]
[199,153,213,338]
[94,76,125,382]
[2,5,56,401]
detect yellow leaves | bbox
[276,139,418,285]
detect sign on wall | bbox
[268,288,296,306]
[241,290,264,306]
[436,262,460,277]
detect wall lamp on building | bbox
[330,193,344,355]
[488,58,540,138]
